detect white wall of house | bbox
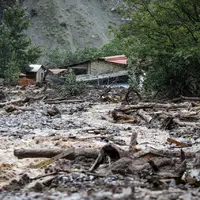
[90,60,126,75]
[36,67,45,83]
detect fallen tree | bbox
[0,95,45,108]
[14,148,98,160]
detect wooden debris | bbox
[137,109,152,123]
[0,95,44,108]
[14,148,98,160]
[132,148,196,159]
[118,102,190,112]
[110,100,200,129]
[173,118,200,127]
[111,109,137,123]
[47,106,61,116]
[35,147,74,168]
[89,143,127,172]
[148,160,159,172]
[167,138,186,147]
[171,95,200,103]
[45,99,84,104]
[0,97,30,108]
[4,105,34,113]
[129,132,139,154]
[161,117,174,130]
[122,87,142,103]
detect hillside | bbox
[21,0,122,54]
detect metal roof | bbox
[103,55,127,65]
[29,64,44,72]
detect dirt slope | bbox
[22,0,122,53]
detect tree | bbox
[46,47,100,68]
[0,2,41,83]
[47,42,125,68]
[114,0,200,97]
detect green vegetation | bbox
[47,47,100,67]
[56,70,87,96]
[114,0,200,97]
[46,40,125,68]
[36,0,200,98]
[0,2,41,83]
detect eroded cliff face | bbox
[22,0,122,53]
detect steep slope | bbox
[22,0,122,52]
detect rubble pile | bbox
[0,86,199,200]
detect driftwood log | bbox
[45,99,84,104]
[171,96,200,103]
[14,147,195,160]
[0,97,30,108]
[4,105,34,112]
[0,95,45,108]
[118,102,190,112]
[45,97,66,102]
[173,118,200,127]
[137,109,152,123]
[14,148,99,160]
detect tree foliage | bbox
[55,70,87,97]
[47,40,125,68]
[47,47,100,67]
[0,2,41,83]
[115,0,200,97]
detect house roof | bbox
[19,73,27,77]
[29,64,44,72]
[49,69,68,75]
[101,55,127,65]
[67,55,127,68]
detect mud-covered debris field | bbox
[0,86,200,200]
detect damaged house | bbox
[26,64,46,83]
[46,68,68,85]
[69,55,128,85]
[18,64,46,86]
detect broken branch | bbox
[137,109,153,123]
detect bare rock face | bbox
[22,0,122,53]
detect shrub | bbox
[56,70,87,96]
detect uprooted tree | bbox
[0,1,41,83]
[113,0,200,98]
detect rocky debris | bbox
[0,86,200,200]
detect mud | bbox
[0,87,199,199]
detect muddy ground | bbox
[0,86,200,200]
